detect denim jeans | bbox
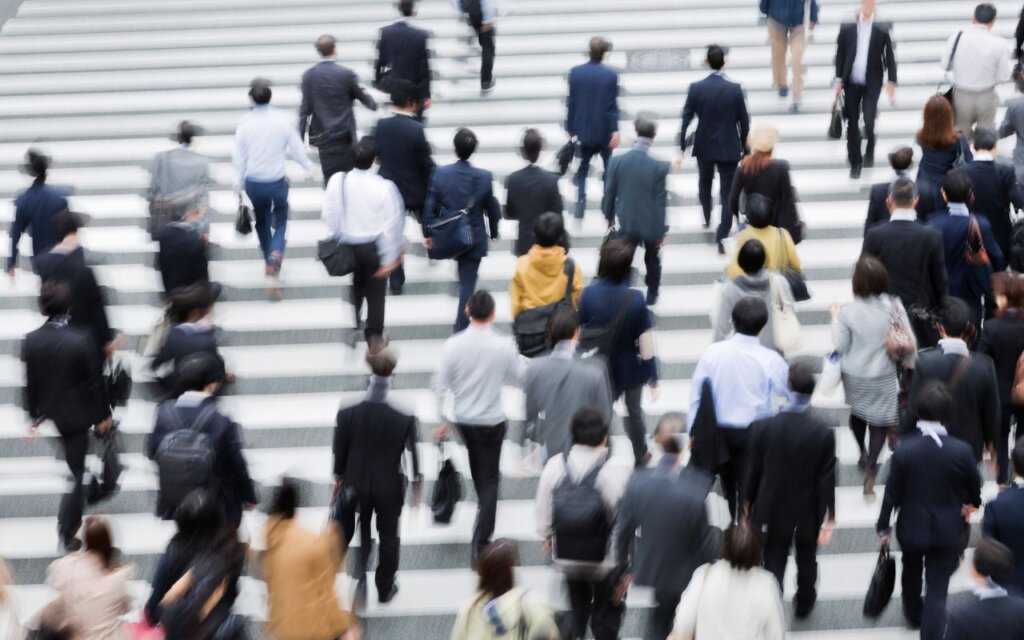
[245,178,289,267]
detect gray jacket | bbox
[602,141,670,241]
[833,293,916,378]
[147,146,211,207]
[712,271,793,352]
[999,95,1024,186]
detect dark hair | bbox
[84,516,117,570]
[942,169,973,205]
[634,116,657,139]
[722,521,761,570]
[888,146,914,172]
[248,78,272,105]
[597,237,635,283]
[270,479,298,520]
[788,363,816,396]
[917,95,959,150]
[366,345,398,377]
[476,539,518,599]
[353,135,378,171]
[707,44,726,70]
[744,193,774,229]
[390,79,418,109]
[589,36,612,62]
[1012,436,1024,477]
[177,351,224,392]
[973,127,998,151]
[173,489,221,543]
[571,405,608,447]
[315,34,336,57]
[937,296,974,338]
[38,281,71,318]
[547,304,580,347]
[731,296,769,337]
[656,412,686,455]
[454,128,478,161]
[975,2,997,23]
[521,128,543,163]
[398,0,415,17]
[974,538,1013,582]
[533,211,564,248]
[55,210,83,239]
[176,121,200,146]
[737,239,766,274]
[852,255,890,298]
[467,289,495,320]
[889,175,918,208]
[24,149,50,179]
[167,283,216,324]
[914,380,957,424]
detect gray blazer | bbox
[833,293,916,377]
[602,145,670,241]
[1000,95,1024,187]
[524,348,612,460]
[147,147,211,207]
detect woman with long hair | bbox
[728,124,802,243]
[916,95,971,216]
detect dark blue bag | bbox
[427,188,476,260]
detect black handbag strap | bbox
[561,258,575,304]
[946,31,963,72]
[607,288,634,347]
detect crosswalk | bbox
[0,0,1018,637]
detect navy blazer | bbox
[680,73,750,163]
[959,159,1024,258]
[34,247,114,354]
[374,20,432,100]
[983,485,1024,592]
[374,113,435,211]
[504,163,564,256]
[566,61,620,148]
[299,60,377,146]
[7,180,70,271]
[926,209,1006,313]
[423,160,501,260]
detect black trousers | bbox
[696,157,738,241]
[763,523,818,609]
[343,489,404,595]
[318,144,354,186]
[565,572,624,640]
[849,415,889,472]
[899,540,959,640]
[617,387,648,466]
[57,428,90,543]
[456,422,506,559]
[843,82,882,168]
[997,404,1024,484]
[349,242,385,341]
[388,208,419,293]
[647,588,683,640]
[719,427,751,520]
[628,237,662,298]
[473,26,496,86]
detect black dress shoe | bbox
[480,79,496,95]
[794,598,816,619]
[645,291,659,306]
[62,536,82,553]
[378,583,400,604]
[717,241,726,255]
[850,165,862,179]
[390,285,403,295]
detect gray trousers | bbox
[953,87,998,139]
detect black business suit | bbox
[978,313,1024,484]
[864,170,917,234]
[374,20,432,107]
[746,408,836,611]
[22,320,111,542]
[862,218,948,347]
[153,222,209,296]
[877,433,982,639]
[299,59,378,184]
[983,485,1024,593]
[834,19,897,168]
[504,163,565,256]
[151,324,225,395]
[959,159,1024,258]
[334,393,420,595]
[944,591,1024,639]
[34,246,113,356]
[615,461,715,640]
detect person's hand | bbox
[649,383,660,402]
[834,81,843,96]
[305,171,317,184]
[809,21,816,31]
[961,504,979,523]
[656,236,667,249]
[95,417,114,435]
[609,132,620,150]
[422,98,432,110]
[672,154,684,172]
[885,81,896,106]
[480,22,495,32]
[104,334,126,358]
[411,478,424,508]
[422,238,433,249]
[24,418,42,442]
[374,259,402,279]
[818,520,836,547]
[612,573,632,606]
[243,502,258,512]
[543,536,552,555]
[341,624,363,640]
[830,303,841,322]
[877,530,890,546]
[434,422,451,441]
[331,477,343,504]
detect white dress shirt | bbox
[433,323,525,426]
[321,168,406,266]
[688,333,790,430]
[942,24,1013,91]
[890,208,917,222]
[851,13,874,85]
[232,105,312,193]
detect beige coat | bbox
[46,552,133,640]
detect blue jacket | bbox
[423,160,501,260]
[602,144,670,242]
[566,61,620,148]
[926,208,1006,314]
[760,0,818,27]
[7,179,69,271]
[578,281,658,391]
[680,73,750,163]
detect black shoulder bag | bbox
[317,173,358,277]
[513,258,576,358]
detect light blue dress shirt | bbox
[232,105,312,193]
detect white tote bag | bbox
[770,274,801,353]
[819,351,843,395]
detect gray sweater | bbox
[832,293,916,378]
[713,271,793,352]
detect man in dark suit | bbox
[454,0,497,93]
[423,128,502,333]
[299,34,378,184]
[505,129,565,257]
[944,538,1024,638]
[877,381,982,640]
[983,437,1024,593]
[153,205,209,297]
[614,413,716,640]
[680,44,750,248]
[833,0,898,177]
[22,282,112,550]
[863,176,948,347]
[865,145,914,233]
[901,297,999,463]
[566,36,620,220]
[960,127,1024,258]
[926,169,1006,321]
[375,79,436,294]
[603,117,670,306]
[745,364,836,619]
[374,0,432,120]
[334,345,420,605]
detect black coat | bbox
[299,60,377,147]
[834,20,897,88]
[34,246,113,354]
[614,464,716,595]
[983,485,1024,593]
[154,222,209,296]
[959,159,1024,258]
[334,399,419,499]
[374,21,432,100]
[978,313,1024,408]
[504,164,564,256]
[21,321,110,433]
[374,113,435,212]
[943,592,1024,639]
[862,219,948,311]
[864,171,919,234]
[152,325,225,392]
[680,73,750,163]
[876,434,982,550]
[728,160,800,240]
[746,410,836,533]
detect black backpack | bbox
[1010,218,1024,272]
[551,454,612,563]
[155,402,218,518]
[513,258,575,358]
[577,288,633,378]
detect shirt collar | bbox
[656,453,680,473]
[974,580,1009,600]
[731,333,761,346]
[939,338,970,357]
[552,340,576,359]
[251,104,271,113]
[176,390,211,408]
[917,420,949,446]
[785,393,813,413]
[973,151,995,161]
[633,137,653,152]
[859,11,874,25]
[948,202,970,217]
[890,208,917,222]
[365,375,392,403]
[390,107,416,117]
[466,322,493,334]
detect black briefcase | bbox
[556,138,577,176]
[431,443,463,524]
[863,543,897,617]
[235,199,253,235]
[828,93,844,140]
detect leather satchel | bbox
[426,195,475,260]
[234,197,252,235]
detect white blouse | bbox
[670,561,786,640]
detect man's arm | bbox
[1006,165,1024,211]
[612,479,637,570]
[432,344,452,422]
[81,337,110,425]
[736,89,751,153]
[565,71,576,135]
[232,124,248,195]
[929,232,949,301]
[419,34,432,100]
[333,410,350,479]
[224,420,258,504]
[417,127,437,179]
[687,355,709,431]
[349,72,378,112]
[876,451,902,533]
[818,429,837,524]
[743,422,766,511]
[285,123,314,173]
[601,159,619,226]
[680,90,696,152]
[834,27,847,83]
[6,198,31,272]
[606,73,620,144]
[534,459,558,541]
[321,173,343,236]
[376,182,407,268]
[20,339,39,421]
[484,179,501,240]
[406,416,421,480]
[940,32,957,72]
[981,218,1006,271]
[374,30,388,87]
[809,0,819,25]
[962,447,983,508]
[298,73,312,142]
[882,28,898,85]
[979,357,1001,452]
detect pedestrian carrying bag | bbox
[513,259,575,357]
[769,273,801,353]
[863,543,896,617]
[551,454,611,563]
[426,192,475,260]
[431,441,463,524]
[154,403,218,517]
[828,92,844,140]
[234,196,252,235]
[577,288,633,367]
[317,173,358,277]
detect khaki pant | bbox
[953,87,998,139]
[768,18,806,101]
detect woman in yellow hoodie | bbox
[509,212,584,319]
